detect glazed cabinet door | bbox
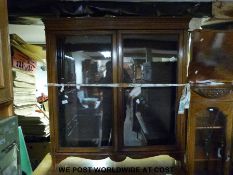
[187,101,233,175]
[50,32,117,152]
[118,31,186,154]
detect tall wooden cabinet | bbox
[0,0,13,116]
[44,17,190,167]
[186,30,233,175]
[187,90,233,175]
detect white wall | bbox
[35,62,48,97]
[9,24,45,44]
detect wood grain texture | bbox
[187,101,233,175]
[44,17,190,31]
[0,0,13,116]
[189,30,233,83]
[0,29,5,88]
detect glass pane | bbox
[194,107,226,175]
[57,35,113,147]
[189,30,233,82]
[122,34,178,83]
[122,34,179,146]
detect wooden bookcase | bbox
[44,17,190,168]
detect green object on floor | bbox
[18,126,33,175]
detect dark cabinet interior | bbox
[188,100,233,175]
[57,32,181,148]
[194,107,226,175]
[57,33,179,147]
[121,34,178,147]
[57,35,113,147]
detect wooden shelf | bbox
[194,153,221,161]
[196,126,223,130]
[194,158,221,162]
[194,144,223,161]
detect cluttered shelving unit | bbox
[10,34,50,169]
[10,34,49,139]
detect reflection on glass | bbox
[194,107,226,175]
[189,30,233,82]
[122,34,178,84]
[122,34,179,146]
[57,35,113,147]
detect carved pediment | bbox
[191,85,232,99]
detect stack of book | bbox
[11,34,49,138]
[13,68,49,137]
